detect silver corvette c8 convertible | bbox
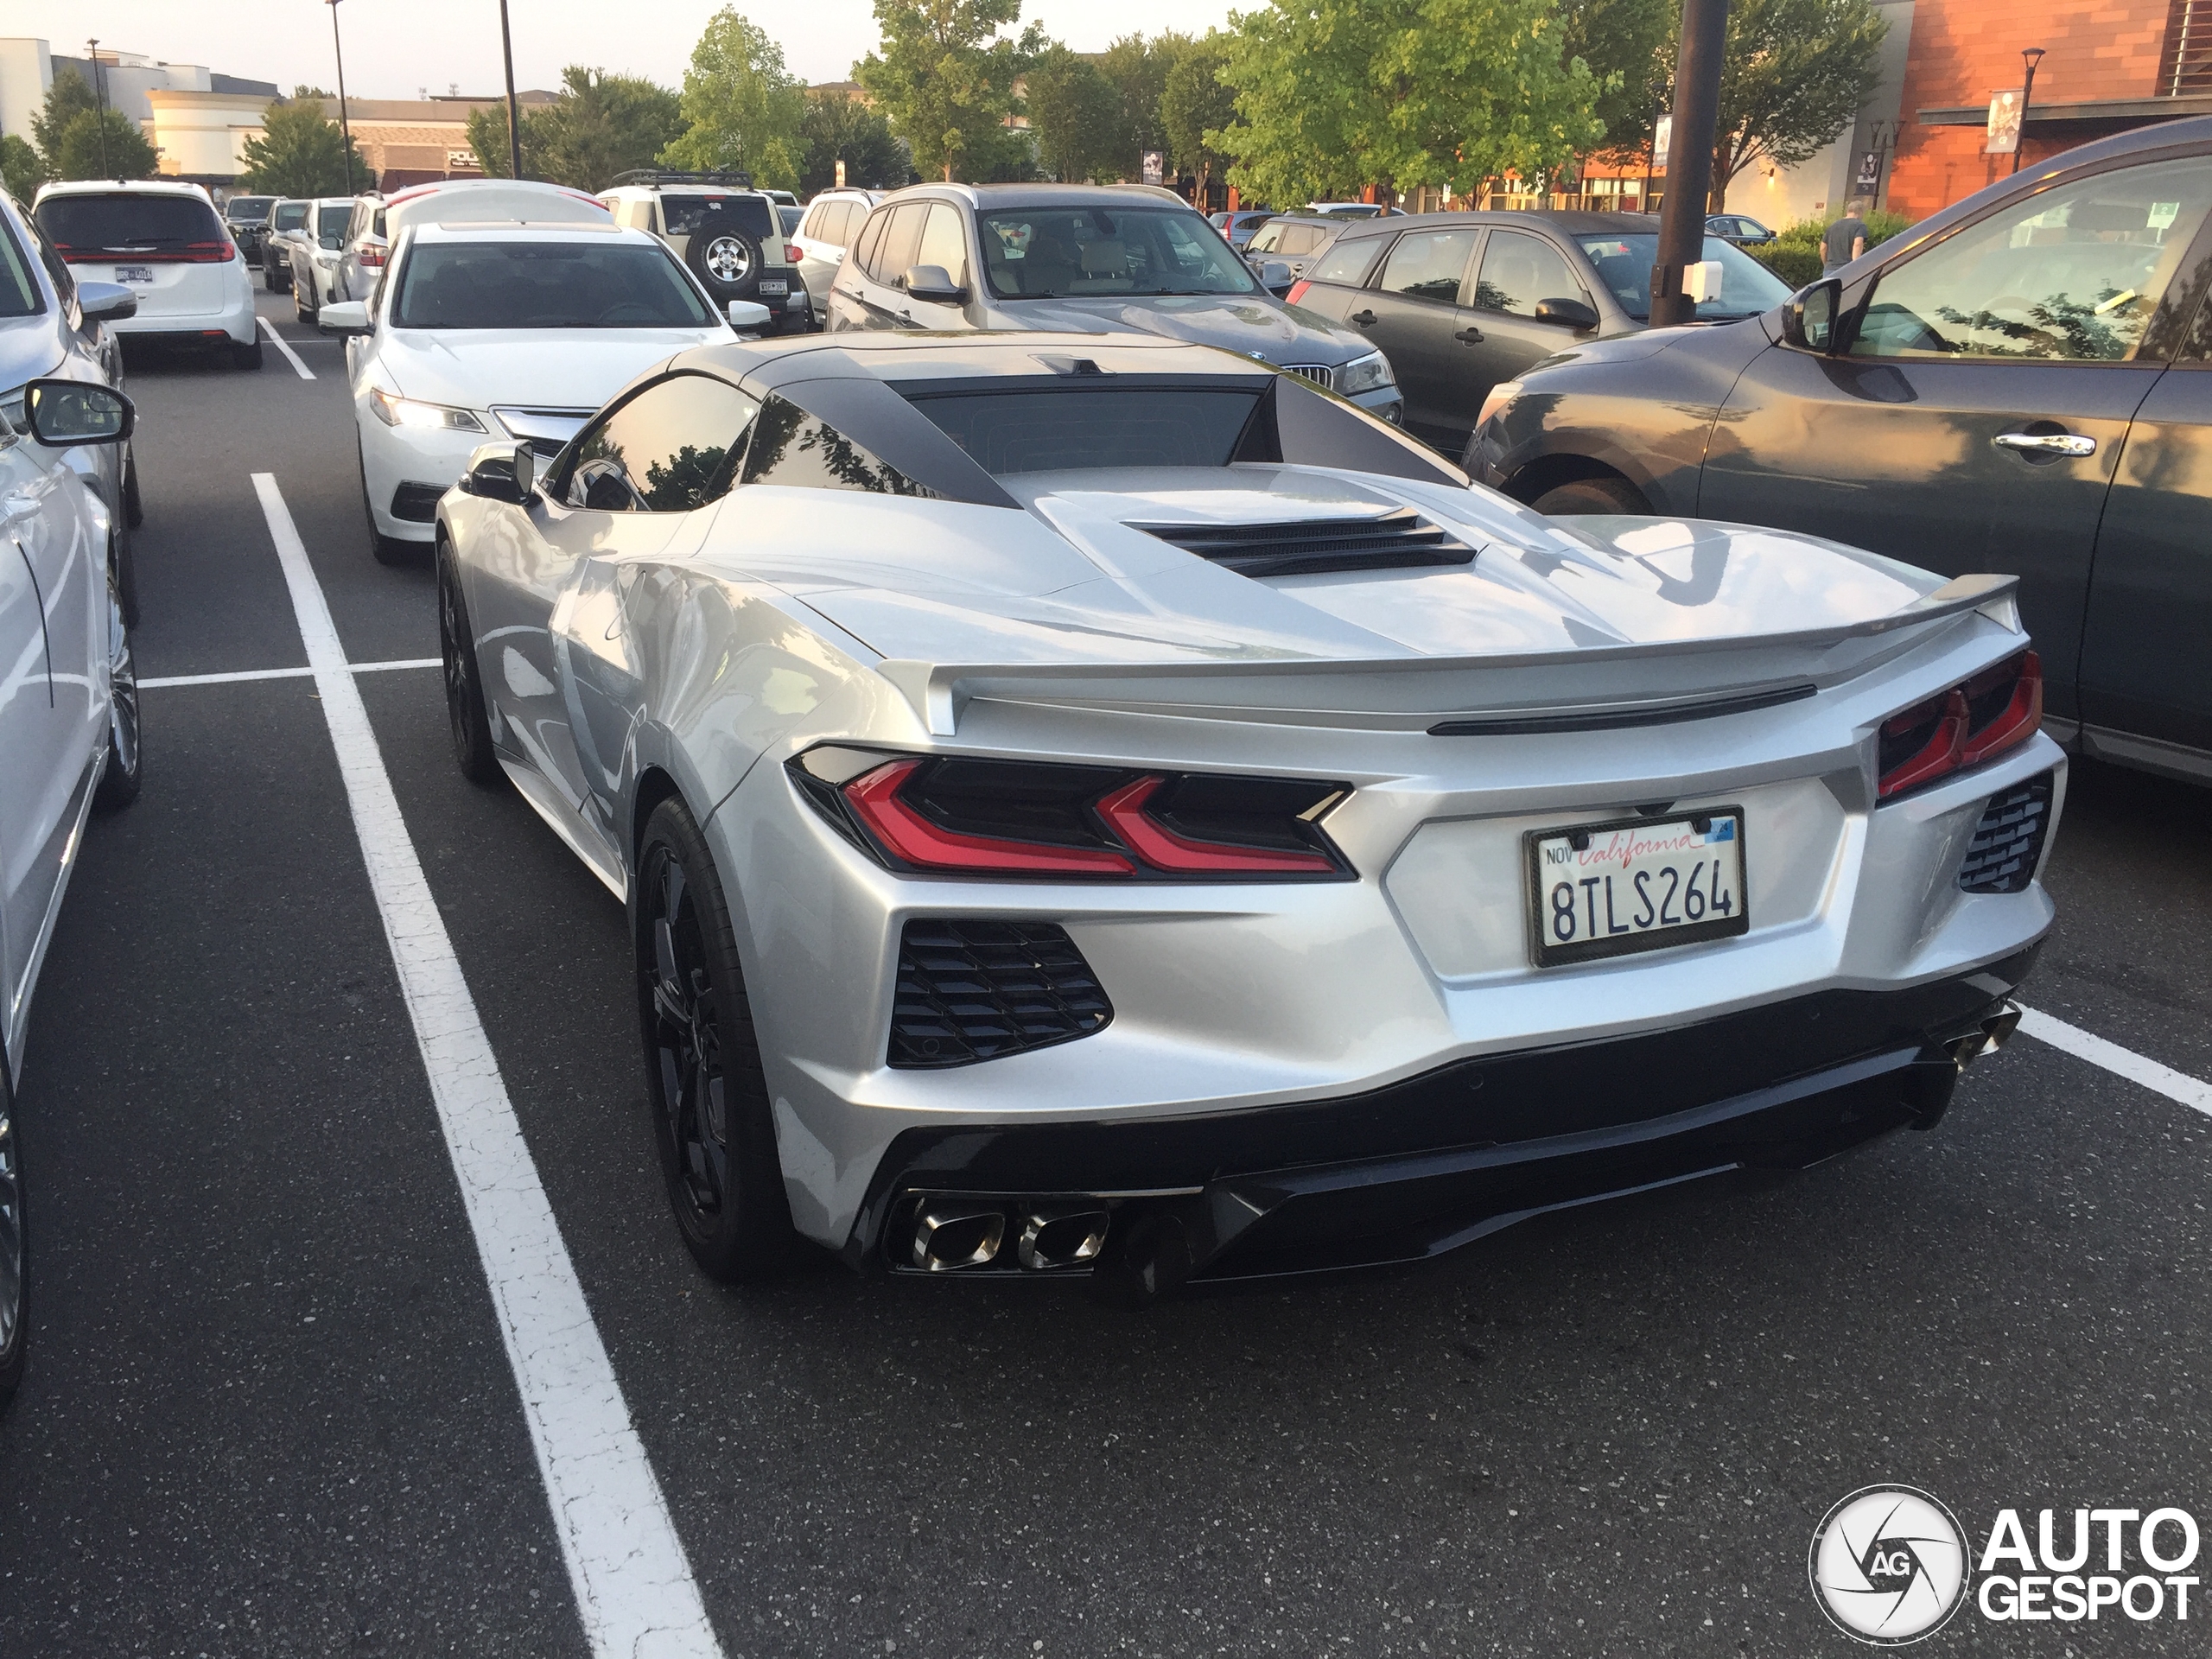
[433,330,2060,1297]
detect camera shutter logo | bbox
[1809,1486,1972,1643]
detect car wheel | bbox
[436,541,501,785]
[636,798,795,1282]
[357,438,413,567]
[1531,474,1651,516]
[123,448,143,529]
[294,278,316,324]
[108,516,140,631]
[685,227,764,303]
[0,1068,24,1414]
[232,334,264,372]
[92,568,142,813]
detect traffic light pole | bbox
[327,0,357,196]
[1649,0,1729,328]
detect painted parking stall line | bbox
[248,474,723,1659]
[2018,1007,2212,1116]
[140,658,438,690]
[259,315,315,380]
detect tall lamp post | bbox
[498,0,524,179]
[327,0,358,195]
[2012,47,2045,176]
[86,39,112,178]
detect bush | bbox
[1751,208,1914,289]
[1746,241,1821,288]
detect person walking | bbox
[1822,207,1868,274]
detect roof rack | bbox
[608,169,756,189]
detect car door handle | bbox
[1993,430,2096,458]
[1455,326,1484,344]
[1349,309,1377,326]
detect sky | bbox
[15,1,1240,99]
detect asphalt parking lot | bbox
[2,295,2209,1659]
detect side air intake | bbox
[890,920,1112,1068]
[1129,507,1474,578]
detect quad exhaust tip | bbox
[906,1203,1114,1273]
[911,1207,1004,1272]
[1019,1209,1110,1271]
[1952,1001,2024,1068]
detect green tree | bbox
[53,109,159,181]
[1212,0,1605,208]
[293,84,334,99]
[465,104,522,178]
[1,135,48,203]
[1027,48,1128,182]
[32,67,99,169]
[1710,0,1888,204]
[1097,32,1185,176]
[798,88,906,193]
[238,98,368,195]
[854,0,1043,182]
[1554,0,1673,163]
[468,67,683,189]
[659,8,807,187]
[1160,33,1236,198]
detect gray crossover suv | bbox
[824,184,1402,422]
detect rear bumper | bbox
[848,943,2040,1281]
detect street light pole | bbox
[498,0,524,180]
[327,0,357,195]
[1651,0,1729,327]
[87,38,112,178]
[2012,47,2046,176]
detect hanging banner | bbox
[1141,149,1165,186]
[1653,115,1672,170]
[1986,90,2021,155]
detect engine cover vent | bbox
[1129,506,1474,578]
[890,920,1112,1068]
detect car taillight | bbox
[796,753,1351,880]
[1284,279,1310,305]
[184,240,236,263]
[1876,650,2042,799]
[359,244,386,267]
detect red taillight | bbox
[843,760,1135,876]
[184,240,236,264]
[1876,650,2043,799]
[359,244,387,268]
[1284,279,1310,304]
[1093,776,1336,874]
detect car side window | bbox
[878,203,928,283]
[1378,228,1478,303]
[853,208,890,280]
[563,374,761,513]
[1306,233,1382,287]
[1473,230,1589,317]
[1853,156,2212,363]
[26,218,73,306]
[817,200,855,246]
[915,203,969,288]
[1248,223,1281,254]
[740,393,929,495]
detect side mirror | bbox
[1783,278,1843,353]
[1533,296,1600,331]
[900,264,968,304]
[1255,258,1294,293]
[319,300,371,334]
[461,441,534,505]
[725,298,772,332]
[22,379,134,447]
[76,281,138,323]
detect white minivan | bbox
[33,181,260,370]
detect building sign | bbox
[447,149,477,169]
[1141,149,1165,186]
[1986,89,2021,155]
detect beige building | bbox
[145,91,556,191]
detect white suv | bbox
[598,172,810,333]
[32,180,259,369]
[787,188,881,318]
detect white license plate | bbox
[1526,809,1748,967]
[116,265,155,284]
[757,278,787,296]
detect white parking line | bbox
[259,316,315,380]
[2019,1007,2212,1116]
[249,474,723,1659]
[141,658,437,690]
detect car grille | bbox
[389,481,445,522]
[1957,772,2054,894]
[1130,506,1474,579]
[491,407,593,457]
[1281,363,1335,390]
[889,920,1112,1069]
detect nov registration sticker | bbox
[1526,809,1749,967]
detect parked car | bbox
[1308,201,1401,218]
[0,188,143,622]
[32,180,261,371]
[1289,210,1790,453]
[1208,208,1275,249]
[1470,117,2212,785]
[331,194,391,305]
[222,194,277,264]
[1242,213,1348,288]
[826,185,1402,423]
[318,217,745,561]
[432,327,2056,1294]
[788,188,883,320]
[0,377,145,1409]
[287,197,357,323]
[1707,213,1777,245]
[599,172,810,333]
[260,197,310,291]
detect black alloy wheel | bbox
[92,568,142,812]
[436,542,500,784]
[0,1062,23,1413]
[635,798,794,1281]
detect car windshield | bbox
[316,205,352,238]
[977,206,1256,299]
[906,386,1262,473]
[1576,232,1789,321]
[0,219,41,318]
[392,241,713,329]
[226,197,276,220]
[35,193,225,252]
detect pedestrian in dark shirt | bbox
[1822,211,1868,273]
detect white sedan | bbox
[321,220,750,563]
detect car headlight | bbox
[1337,350,1395,397]
[1475,379,1523,431]
[368,386,486,433]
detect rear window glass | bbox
[663,194,773,239]
[906,387,1262,474]
[35,193,225,252]
[393,241,711,329]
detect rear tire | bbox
[1530,474,1650,516]
[294,277,316,325]
[436,540,501,785]
[232,335,264,372]
[636,798,796,1283]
